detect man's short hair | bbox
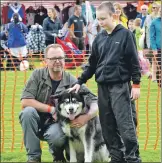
[97,1,115,16]
[74,5,81,11]
[44,44,65,58]
[140,4,148,10]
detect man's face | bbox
[45,47,65,72]
[96,9,113,30]
[76,6,82,15]
[141,7,148,15]
[128,21,134,31]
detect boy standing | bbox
[128,19,135,33]
[69,1,141,163]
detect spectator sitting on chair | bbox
[19,44,98,162]
[68,5,87,51]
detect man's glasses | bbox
[142,9,147,10]
[46,57,65,62]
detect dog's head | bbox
[51,90,89,120]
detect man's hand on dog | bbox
[70,114,90,128]
[68,84,81,93]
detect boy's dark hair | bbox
[128,19,134,23]
[97,1,115,16]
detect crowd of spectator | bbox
[0,1,161,86]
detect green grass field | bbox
[1,67,161,162]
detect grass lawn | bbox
[1,65,161,162]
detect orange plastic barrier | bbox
[0,49,161,152]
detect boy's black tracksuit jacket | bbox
[78,24,141,85]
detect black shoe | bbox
[53,154,66,163]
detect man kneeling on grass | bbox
[19,44,98,162]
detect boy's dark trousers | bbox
[98,82,141,163]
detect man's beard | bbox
[52,67,63,72]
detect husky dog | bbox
[51,91,109,163]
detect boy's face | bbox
[96,9,113,29]
[128,21,134,30]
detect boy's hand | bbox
[131,88,140,100]
[68,84,81,93]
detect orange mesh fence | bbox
[0,49,161,152]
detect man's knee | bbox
[19,106,39,122]
[44,123,67,148]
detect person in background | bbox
[134,18,143,51]
[6,13,28,70]
[150,7,161,87]
[113,2,128,28]
[68,5,87,50]
[123,2,139,21]
[0,30,9,70]
[136,4,148,28]
[128,19,135,33]
[43,8,62,46]
[144,2,160,82]
[19,44,98,162]
[69,2,141,162]
[144,2,160,49]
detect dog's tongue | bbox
[69,114,75,120]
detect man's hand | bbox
[68,84,81,93]
[49,106,57,121]
[70,114,90,128]
[131,88,140,100]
